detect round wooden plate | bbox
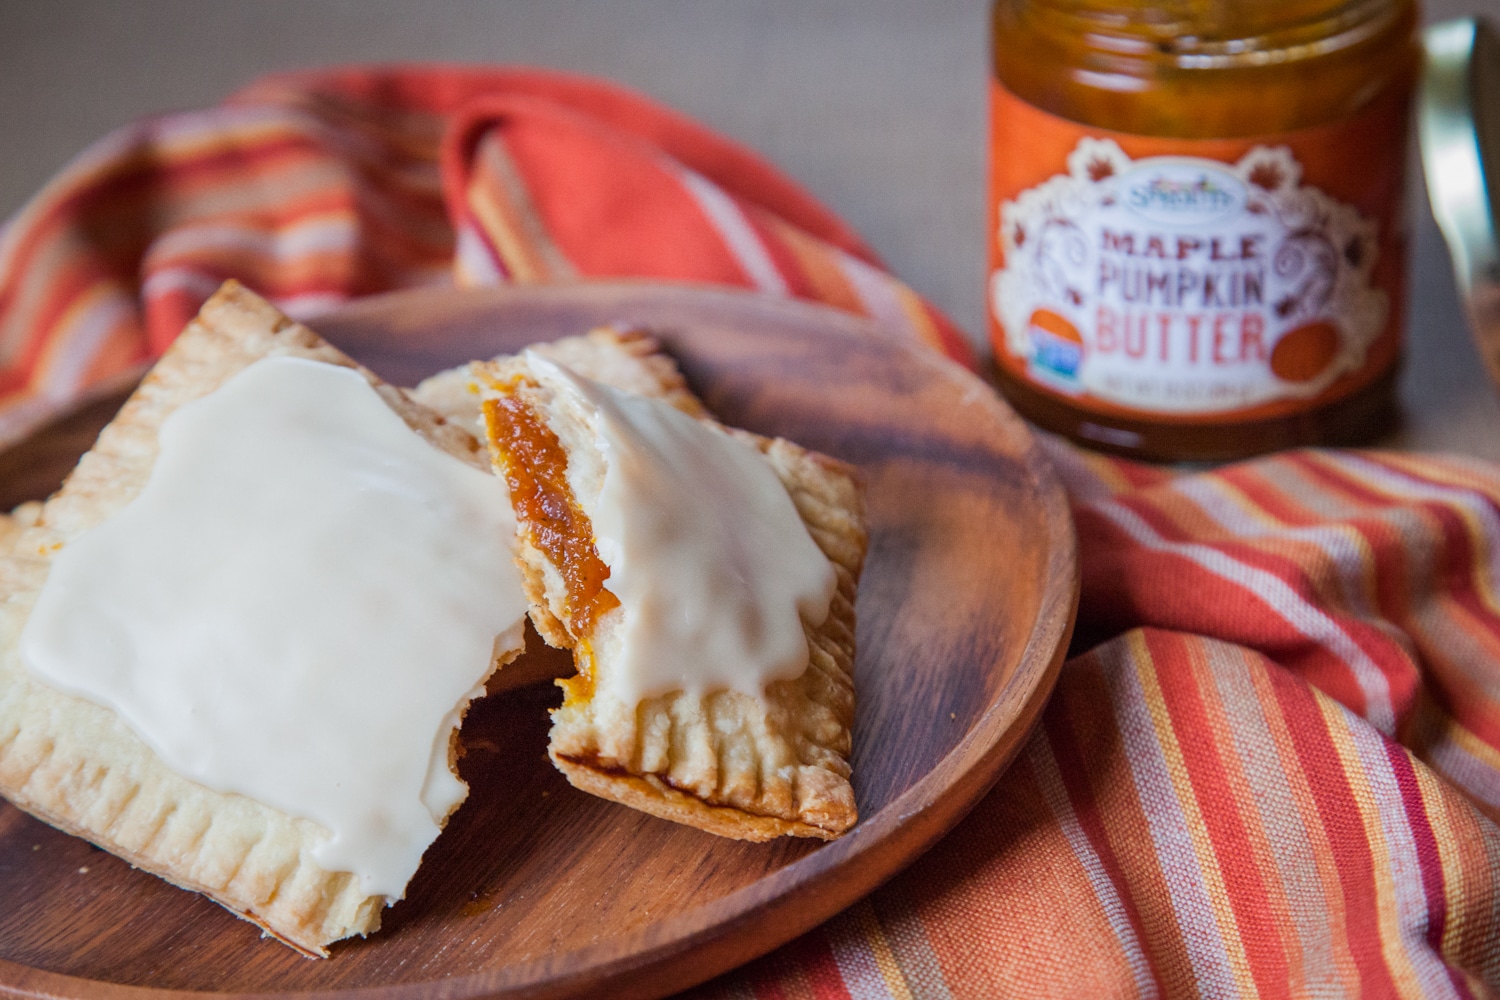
[0,283,1077,1000]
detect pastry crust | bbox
[0,503,41,556]
[476,354,866,841]
[0,281,507,956]
[412,325,706,437]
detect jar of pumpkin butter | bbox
[987,0,1419,459]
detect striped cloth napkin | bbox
[4,67,1499,999]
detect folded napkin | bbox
[3,68,1498,998]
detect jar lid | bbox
[1420,16,1500,389]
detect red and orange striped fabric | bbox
[695,445,1500,999]
[3,67,1500,998]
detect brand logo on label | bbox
[1122,161,1246,226]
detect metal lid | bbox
[1420,16,1500,389]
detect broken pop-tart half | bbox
[475,349,867,841]
[0,282,529,955]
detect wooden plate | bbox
[0,283,1077,1000]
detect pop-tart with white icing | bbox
[0,282,529,955]
[475,350,867,841]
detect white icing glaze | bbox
[528,354,836,706]
[21,356,527,899]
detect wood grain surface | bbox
[0,283,1077,1000]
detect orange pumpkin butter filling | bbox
[482,387,618,702]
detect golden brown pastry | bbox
[475,350,866,841]
[0,282,511,956]
[412,324,705,435]
[0,502,42,555]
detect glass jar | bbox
[987,0,1419,460]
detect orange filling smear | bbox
[483,388,619,702]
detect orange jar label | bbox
[987,80,1409,423]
